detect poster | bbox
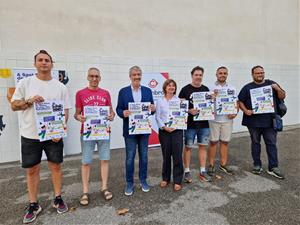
[128,102,152,135]
[83,106,110,140]
[34,100,67,141]
[250,85,274,114]
[166,100,188,130]
[215,88,238,115]
[192,92,215,121]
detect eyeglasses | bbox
[88,75,100,79]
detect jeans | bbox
[124,135,149,183]
[247,127,278,170]
[80,136,110,164]
[184,128,210,147]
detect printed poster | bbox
[250,85,274,114]
[34,100,67,141]
[192,92,215,121]
[83,106,110,140]
[166,100,188,130]
[215,88,238,115]
[128,102,152,135]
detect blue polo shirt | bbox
[238,80,277,128]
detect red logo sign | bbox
[148,79,158,88]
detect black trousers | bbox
[158,129,184,184]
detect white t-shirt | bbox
[12,75,72,139]
[209,81,237,123]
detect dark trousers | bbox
[158,129,184,184]
[247,127,278,170]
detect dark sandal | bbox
[79,193,89,206]
[101,189,113,201]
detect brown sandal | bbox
[101,189,113,201]
[79,193,89,206]
[173,184,182,192]
[160,181,169,188]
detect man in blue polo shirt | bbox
[238,65,286,179]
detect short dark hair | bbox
[216,66,228,73]
[251,65,264,74]
[162,79,177,95]
[34,50,53,63]
[191,66,204,75]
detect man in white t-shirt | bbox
[11,50,71,224]
[208,66,238,176]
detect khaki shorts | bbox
[209,120,233,143]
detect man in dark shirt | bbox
[238,65,286,179]
[179,66,212,182]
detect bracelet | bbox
[25,99,33,105]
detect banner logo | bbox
[148,79,158,88]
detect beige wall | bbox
[0,0,299,64]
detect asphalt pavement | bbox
[0,126,299,225]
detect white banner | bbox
[141,72,169,145]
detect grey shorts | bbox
[209,120,233,143]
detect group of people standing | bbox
[11,50,286,224]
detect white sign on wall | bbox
[12,68,61,84]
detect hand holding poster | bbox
[215,88,238,115]
[83,106,110,140]
[34,100,67,141]
[250,85,274,114]
[193,92,215,121]
[129,102,152,135]
[166,100,188,130]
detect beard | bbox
[218,77,226,82]
[254,77,264,83]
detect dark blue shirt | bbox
[238,80,278,128]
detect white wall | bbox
[0,0,299,163]
[0,0,299,65]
